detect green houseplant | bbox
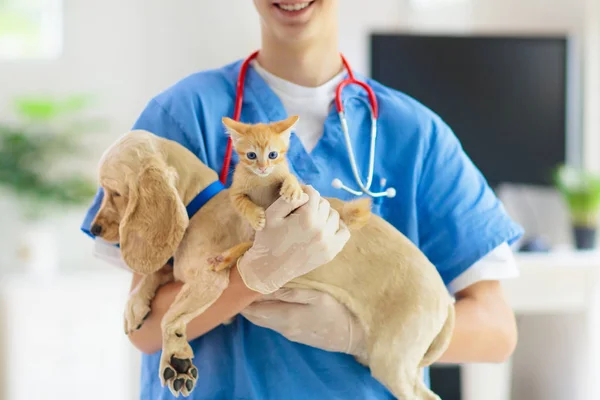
[553,164,600,249]
[0,94,100,219]
[0,94,103,273]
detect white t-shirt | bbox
[92,61,520,295]
[251,60,346,153]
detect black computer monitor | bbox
[370,33,579,188]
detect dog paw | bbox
[124,295,151,335]
[160,343,198,397]
[280,181,303,203]
[248,209,266,231]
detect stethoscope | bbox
[219,50,396,199]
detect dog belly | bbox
[286,221,453,336]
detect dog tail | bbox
[339,197,372,231]
[420,302,456,367]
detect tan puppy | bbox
[90,129,455,399]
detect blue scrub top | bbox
[80,59,523,399]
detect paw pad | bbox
[161,354,198,397]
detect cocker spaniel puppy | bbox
[90,129,454,399]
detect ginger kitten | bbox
[221,115,371,233]
[223,115,305,231]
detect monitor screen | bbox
[370,34,570,188]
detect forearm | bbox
[128,267,261,354]
[436,281,518,364]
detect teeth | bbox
[278,2,311,11]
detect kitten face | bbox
[222,115,299,177]
[236,136,288,176]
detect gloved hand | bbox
[236,185,351,295]
[241,287,368,361]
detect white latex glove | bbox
[241,287,368,361]
[237,185,351,295]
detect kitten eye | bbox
[268,151,278,160]
[246,152,257,160]
[113,191,121,197]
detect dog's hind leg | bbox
[367,312,443,400]
[159,267,229,398]
[369,339,441,400]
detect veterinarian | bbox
[80,0,524,398]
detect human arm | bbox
[128,266,262,354]
[436,279,517,364]
[436,242,520,363]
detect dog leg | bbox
[367,313,443,400]
[159,268,229,397]
[369,346,441,400]
[208,241,253,272]
[124,266,174,334]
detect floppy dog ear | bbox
[119,163,188,274]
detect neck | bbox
[257,33,343,87]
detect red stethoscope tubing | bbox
[219,51,378,184]
[219,50,260,183]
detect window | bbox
[0,0,62,60]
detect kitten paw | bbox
[249,209,266,231]
[208,254,236,272]
[280,181,303,203]
[207,255,224,271]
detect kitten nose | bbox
[91,224,103,236]
[259,167,267,173]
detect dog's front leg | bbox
[159,266,229,398]
[124,266,174,334]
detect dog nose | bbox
[91,224,103,236]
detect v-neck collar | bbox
[238,60,371,183]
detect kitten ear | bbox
[222,117,247,143]
[271,115,299,141]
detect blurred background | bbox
[1,0,599,399]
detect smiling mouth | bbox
[274,1,315,13]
